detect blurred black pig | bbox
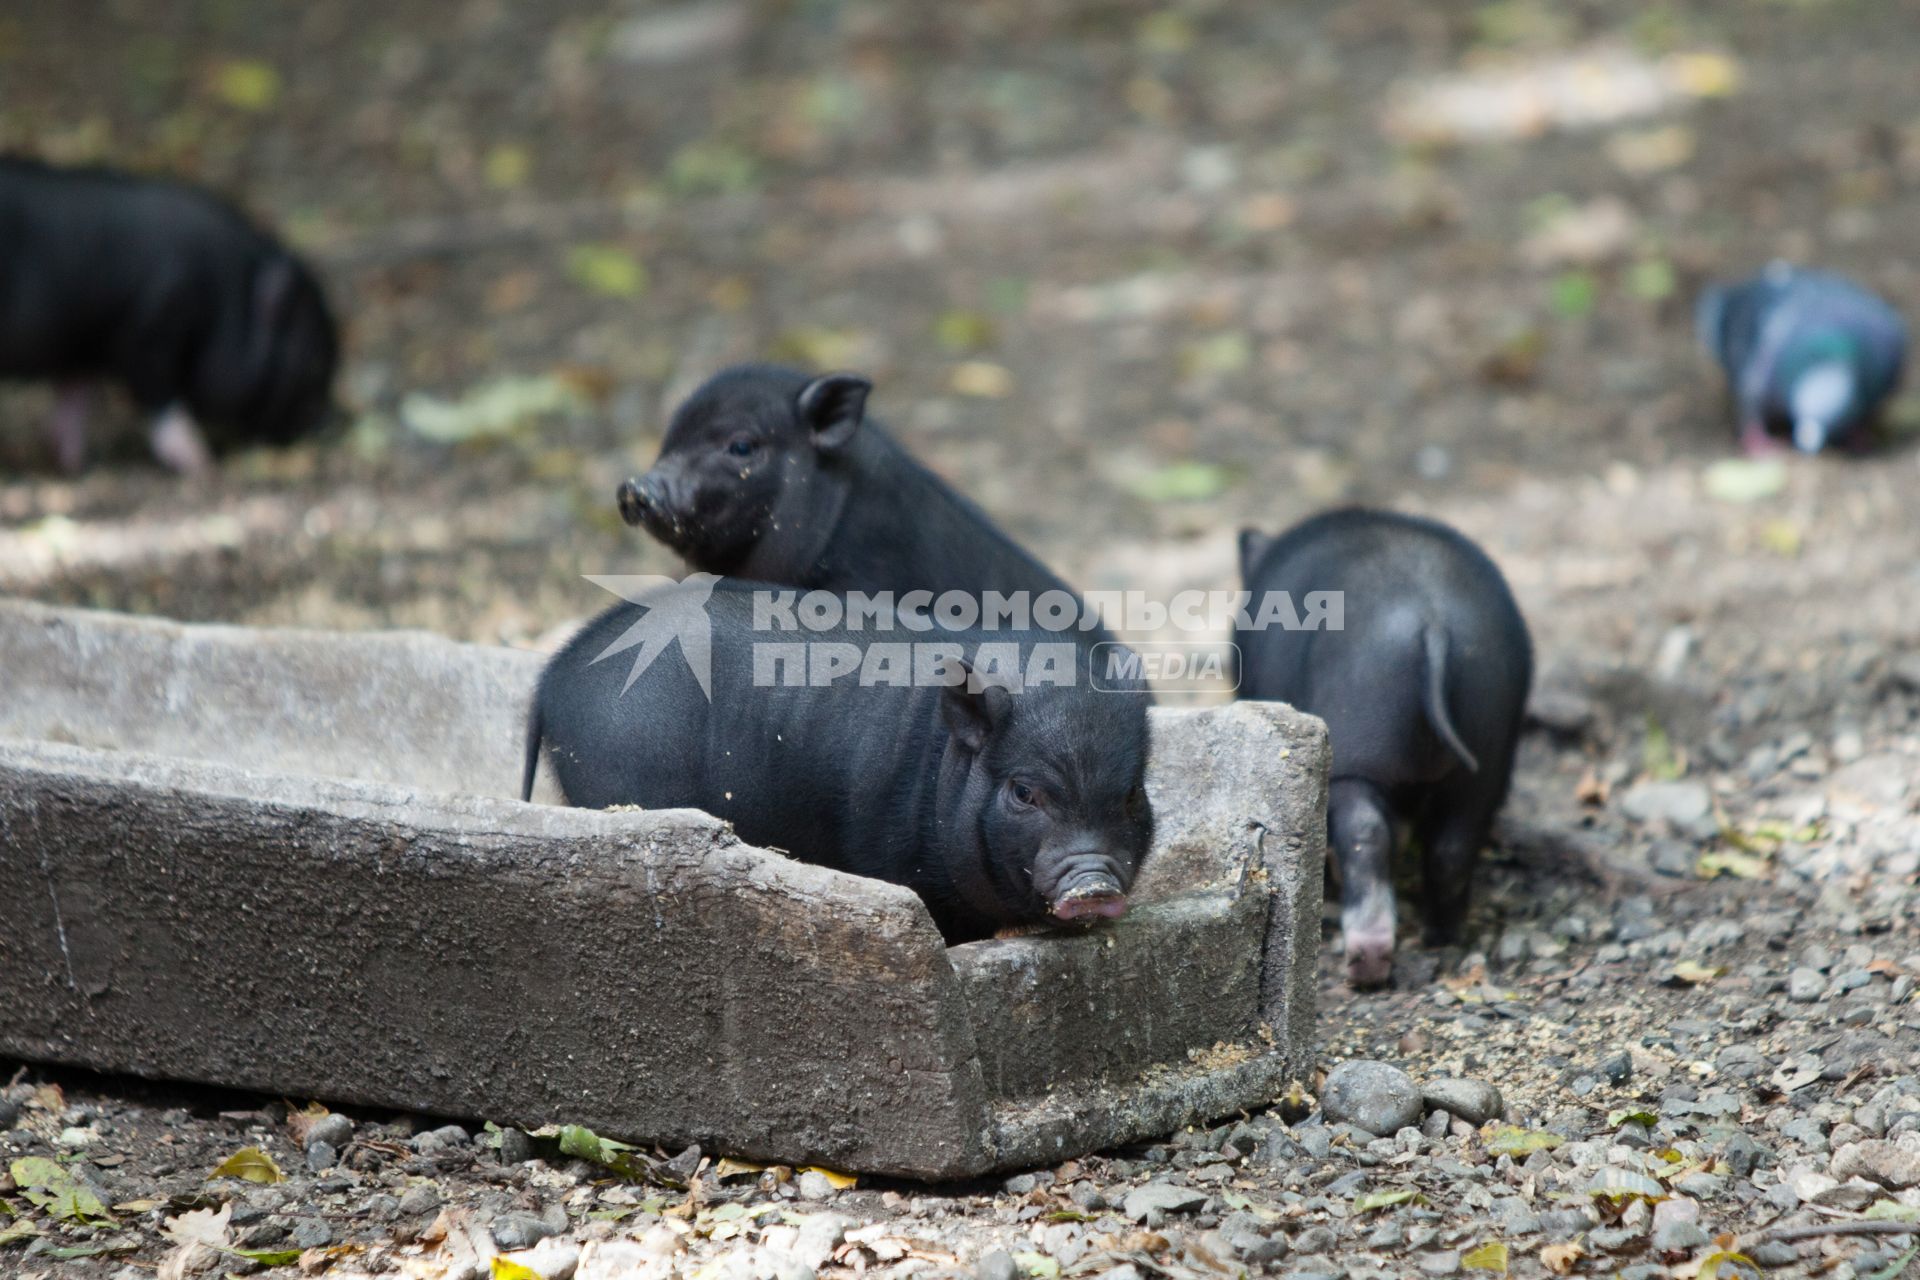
[0,156,340,473]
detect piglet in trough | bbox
[0,157,340,474]
[617,365,1094,608]
[524,580,1154,942]
[1234,508,1531,987]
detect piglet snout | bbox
[1342,917,1396,988]
[1046,863,1129,923]
[616,476,655,527]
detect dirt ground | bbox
[3,1,1918,1277]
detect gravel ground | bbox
[4,0,1920,1277]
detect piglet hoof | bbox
[1344,936,1395,990]
[616,479,649,526]
[1738,421,1787,458]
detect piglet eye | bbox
[1009,781,1036,808]
[726,436,756,457]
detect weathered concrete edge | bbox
[0,739,997,1179]
[988,1050,1292,1172]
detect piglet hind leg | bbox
[1415,797,1501,952]
[148,404,215,476]
[1329,778,1398,989]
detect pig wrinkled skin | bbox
[1234,508,1532,988]
[523,581,1154,943]
[618,364,1091,605]
[0,156,339,473]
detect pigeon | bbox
[1696,262,1907,456]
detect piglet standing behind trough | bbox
[0,156,340,474]
[523,580,1154,944]
[1234,508,1532,987]
[616,364,1100,615]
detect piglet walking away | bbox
[523,580,1154,943]
[617,364,1089,606]
[1234,509,1532,987]
[1697,262,1907,456]
[0,156,339,474]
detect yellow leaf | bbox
[950,362,1014,399]
[1697,849,1769,880]
[1669,961,1725,985]
[1541,1240,1585,1274]
[208,1147,284,1185]
[485,144,532,190]
[1485,1127,1563,1157]
[712,1158,765,1181]
[1665,52,1740,98]
[1463,1240,1509,1273]
[210,59,281,111]
[492,1261,542,1280]
[1759,519,1802,557]
[798,1165,857,1190]
[1699,1251,1759,1280]
[565,244,647,299]
[1703,457,1786,504]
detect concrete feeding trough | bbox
[0,599,1327,1179]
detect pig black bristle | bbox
[1421,625,1479,774]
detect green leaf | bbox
[1549,271,1597,317]
[1126,460,1235,504]
[401,374,580,443]
[485,144,532,190]
[1178,331,1252,379]
[552,1125,665,1183]
[565,244,647,299]
[1698,1253,1757,1280]
[1642,716,1683,781]
[1607,1109,1658,1128]
[210,59,280,111]
[1587,1168,1665,1203]
[0,1218,38,1247]
[1462,1240,1509,1273]
[237,1247,305,1266]
[207,1147,284,1186]
[42,1239,138,1260]
[10,1156,115,1224]
[1864,1200,1920,1222]
[934,310,997,354]
[1353,1187,1420,1213]
[1702,457,1787,504]
[1013,1252,1060,1279]
[1867,1244,1920,1280]
[666,140,759,197]
[1485,1127,1564,1157]
[1627,258,1676,301]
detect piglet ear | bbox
[938,657,1013,755]
[795,372,871,452]
[1237,528,1275,582]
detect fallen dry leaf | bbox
[1542,1240,1585,1274]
